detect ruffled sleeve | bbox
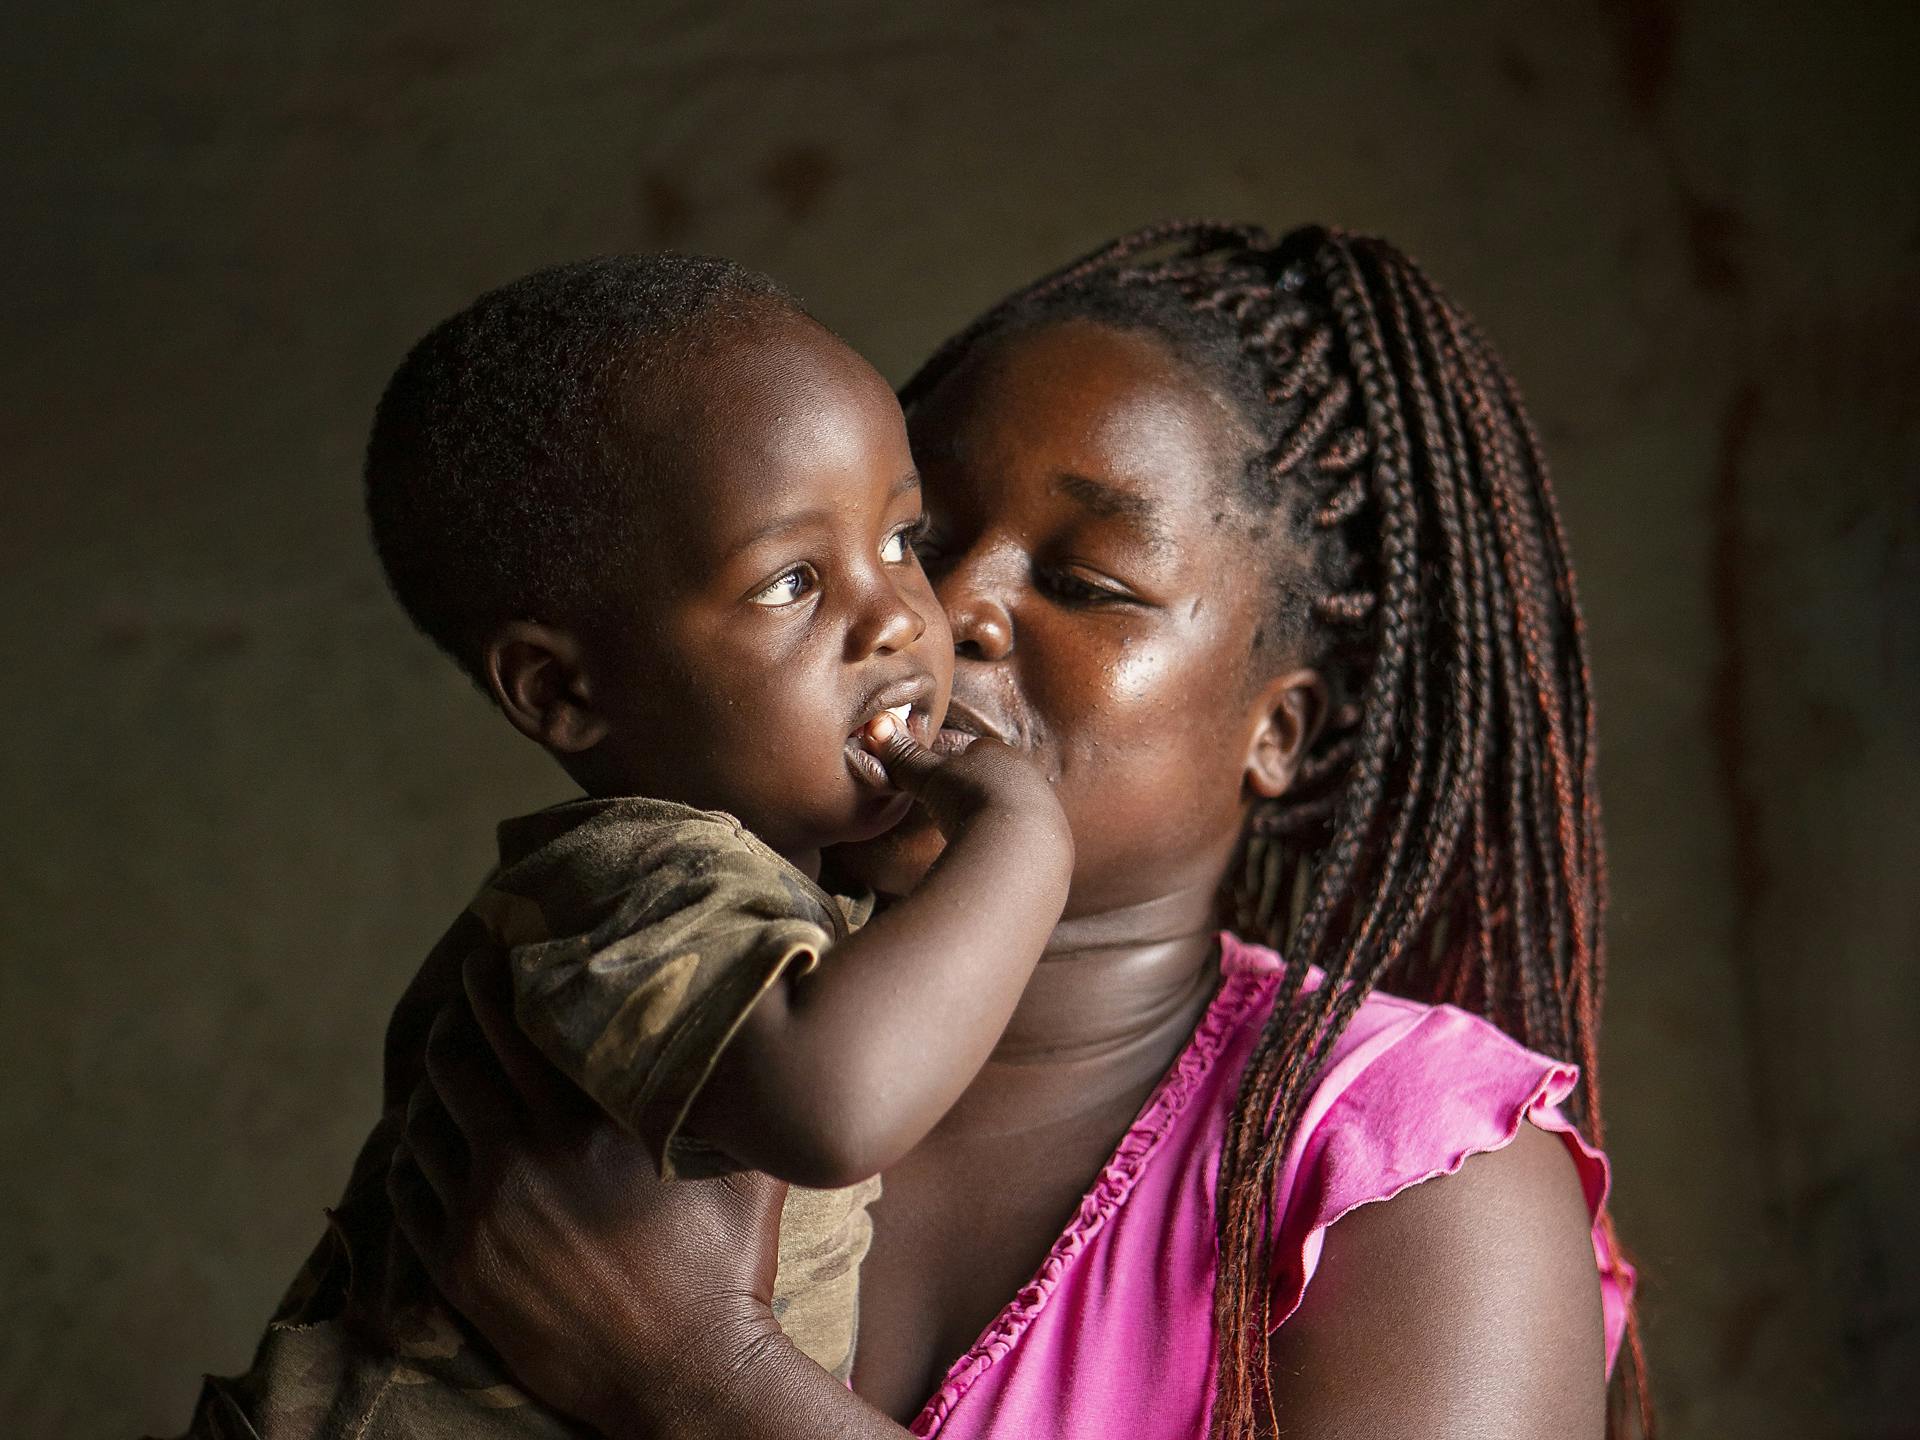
[1266,994,1636,1373]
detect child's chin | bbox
[828,811,945,899]
[836,789,915,846]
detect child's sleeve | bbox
[481,808,844,1179]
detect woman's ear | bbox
[482,622,610,754]
[1244,667,1329,800]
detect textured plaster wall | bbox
[2,3,1913,1436]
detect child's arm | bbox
[682,716,1072,1189]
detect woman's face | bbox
[837,318,1321,918]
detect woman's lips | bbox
[937,698,1014,754]
[931,728,976,757]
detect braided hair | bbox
[901,224,1646,1438]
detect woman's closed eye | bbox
[1039,564,1140,607]
[748,563,818,607]
[908,526,948,575]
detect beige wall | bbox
[3,3,1913,1435]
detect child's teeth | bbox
[885,703,912,726]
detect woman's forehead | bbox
[910,318,1255,510]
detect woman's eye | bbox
[1041,567,1130,606]
[748,566,816,607]
[911,527,945,568]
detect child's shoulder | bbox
[486,795,857,942]
[491,794,770,896]
[498,793,752,860]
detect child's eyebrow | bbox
[727,470,923,556]
[730,512,821,554]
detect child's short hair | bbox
[365,255,803,681]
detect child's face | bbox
[583,315,951,859]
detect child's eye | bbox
[880,516,929,565]
[748,565,817,607]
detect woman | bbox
[392,223,1643,1438]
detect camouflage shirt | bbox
[171,797,880,1439]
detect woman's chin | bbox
[827,809,947,899]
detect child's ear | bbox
[482,622,610,754]
[1244,667,1329,800]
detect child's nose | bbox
[849,578,926,658]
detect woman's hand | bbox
[386,951,795,1435]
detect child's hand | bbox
[860,712,1070,852]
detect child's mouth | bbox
[848,676,938,748]
[846,701,931,754]
[844,678,940,791]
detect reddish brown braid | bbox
[901,223,1648,1438]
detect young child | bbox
[190,255,1071,1437]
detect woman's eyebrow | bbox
[1052,472,1175,553]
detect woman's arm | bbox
[390,952,910,1440]
[1261,1123,1607,1438]
[393,947,1605,1439]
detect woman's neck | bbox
[1001,881,1222,1054]
[938,877,1226,1138]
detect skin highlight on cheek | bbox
[1108,639,1173,702]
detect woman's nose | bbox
[940,565,1013,661]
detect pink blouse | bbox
[906,932,1634,1438]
